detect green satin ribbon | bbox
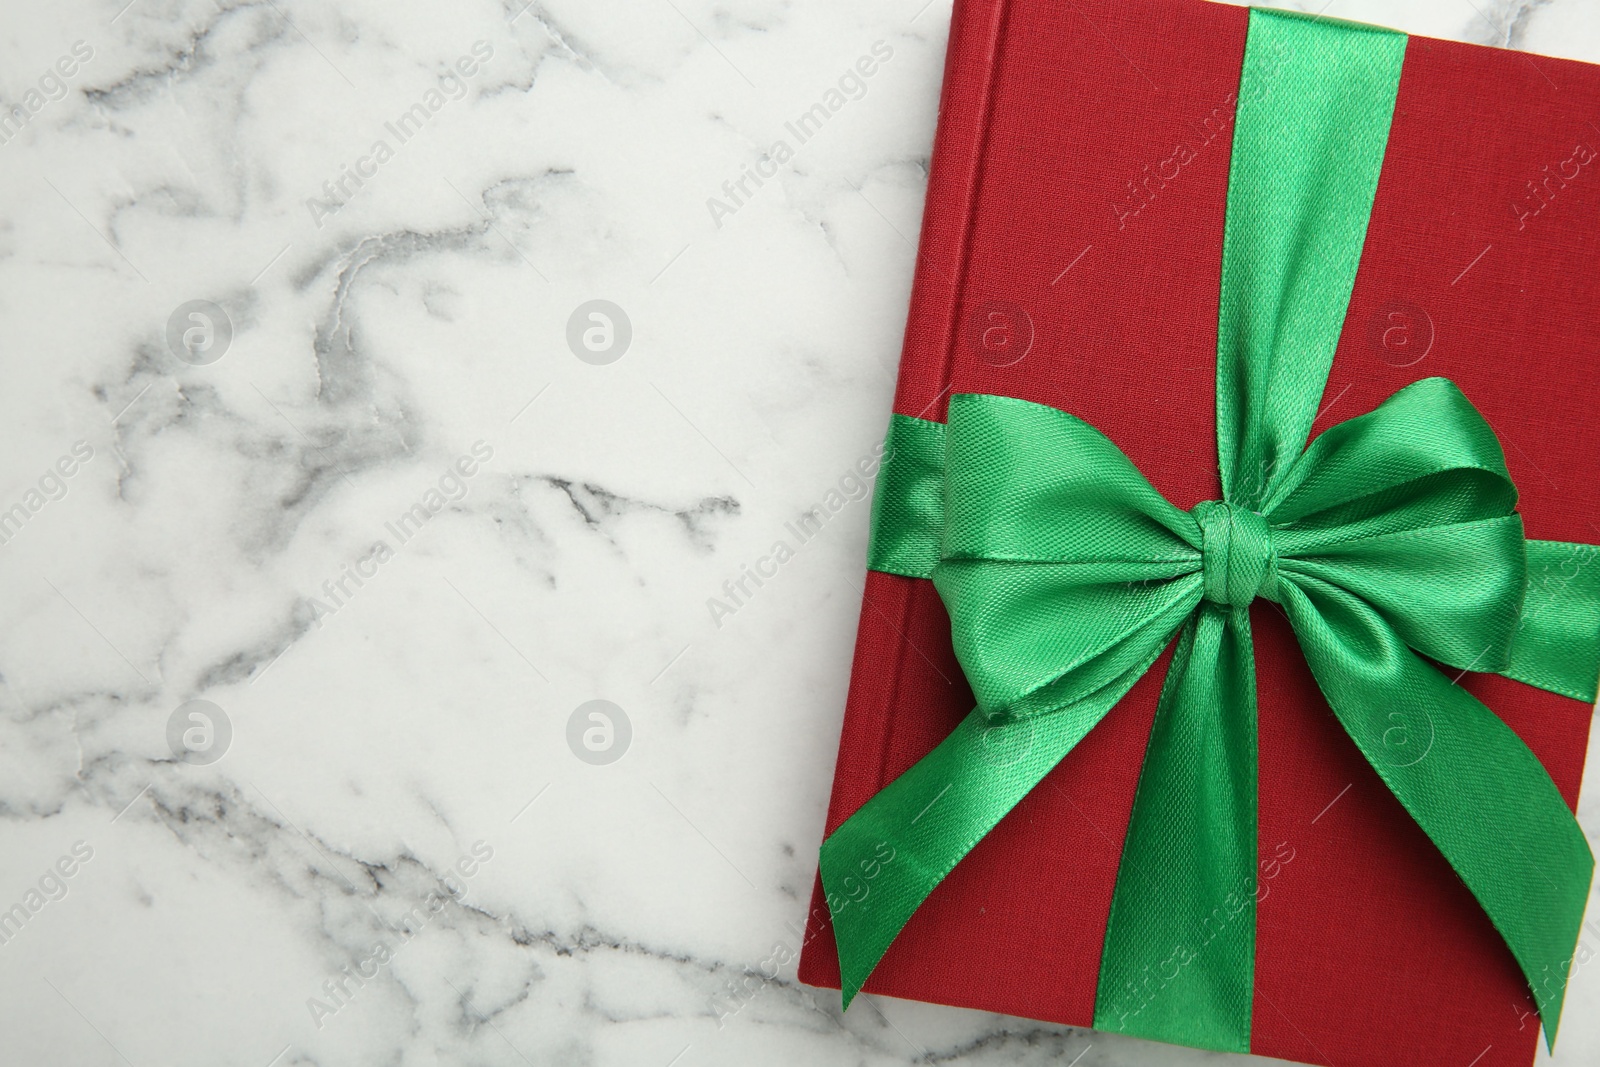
[822,7,1598,1055]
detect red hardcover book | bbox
[798,2,1600,1065]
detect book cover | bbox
[798,2,1600,1065]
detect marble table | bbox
[0,1,1594,1064]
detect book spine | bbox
[889,0,1012,426]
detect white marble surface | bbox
[0,1,1594,1065]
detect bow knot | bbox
[1193,500,1277,607]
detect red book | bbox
[798,2,1600,1065]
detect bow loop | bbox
[935,393,1206,724]
[1265,377,1527,673]
[1262,378,1516,528]
[941,393,1198,564]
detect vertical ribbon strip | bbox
[1094,11,1407,1051]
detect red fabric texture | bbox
[797,2,1600,1066]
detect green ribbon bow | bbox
[820,8,1599,1055]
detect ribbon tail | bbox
[1281,577,1595,1049]
[1094,605,1259,1053]
[819,652,1162,1007]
